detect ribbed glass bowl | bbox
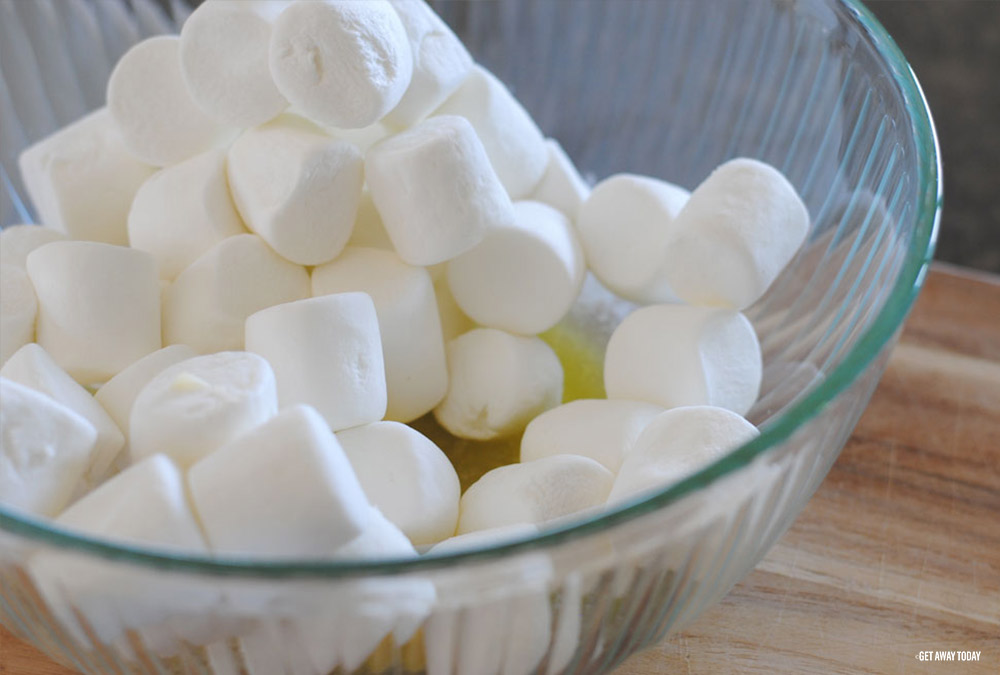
[0,0,940,673]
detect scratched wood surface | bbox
[3,264,998,674]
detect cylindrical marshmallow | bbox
[291,506,435,670]
[107,36,235,166]
[426,524,553,675]
[128,149,247,280]
[56,454,207,550]
[17,109,156,245]
[26,241,161,384]
[433,328,563,441]
[189,404,370,558]
[337,421,460,546]
[29,455,220,649]
[0,378,96,517]
[0,265,36,365]
[434,65,549,199]
[366,115,510,265]
[269,0,413,129]
[227,117,364,266]
[447,200,585,335]
[325,122,392,154]
[458,455,613,534]
[576,173,690,303]
[179,0,288,127]
[433,271,475,342]
[608,406,759,503]
[662,158,810,309]
[346,189,394,250]
[520,399,664,473]
[427,523,540,555]
[2,343,125,483]
[383,0,473,128]
[335,504,417,559]
[244,293,387,431]
[604,304,762,416]
[162,234,310,354]
[0,224,67,269]
[313,247,447,422]
[94,345,197,438]
[530,139,591,219]
[129,351,278,468]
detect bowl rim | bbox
[0,0,941,579]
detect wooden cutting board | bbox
[3,263,998,675]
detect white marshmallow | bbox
[180,0,288,128]
[530,139,591,219]
[26,241,161,383]
[162,234,310,354]
[94,345,197,438]
[1,344,124,483]
[346,189,394,250]
[335,504,417,559]
[458,455,613,534]
[17,109,156,244]
[128,149,247,280]
[337,421,459,546]
[49,454,206,548]
[434,65,548,199]
[662,158,810,309]
[0,378,96,517]
[366,114,507,265]
[433,271,475,342]
[520,399,664,473]
[30,455,220,648]
[313,247,447,422]
[434,328,563,441]
[0,224,67,269]
[0,265,36,365]
[307,506,434,668]
[426,527,552,675]
[447,200,585,335]
[269,0,413,129]
[244,293,387,431]
[129,351,278,468]
[604,304,762,415]
[383,0,473,128]
[428,524,539,554]
[227,118,364,266]
[326,121,392,153]
[288,507,434,673]
[608,406,759,503]
[107,36,235,166]
[189,404,370,558]
[576,174,690,303]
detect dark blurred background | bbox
[867,0,1000,273]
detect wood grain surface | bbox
[3,264,998,675]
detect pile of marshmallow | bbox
[0,0,809,565]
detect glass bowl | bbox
[0,0,940,673]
